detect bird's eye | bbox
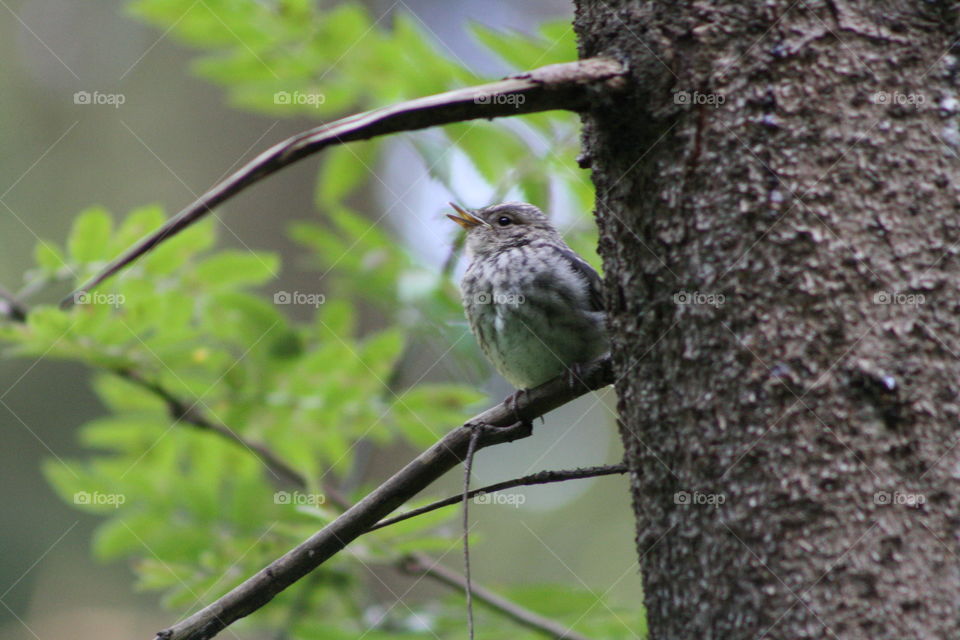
[497,216,512,227]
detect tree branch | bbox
[369,463,628,531]
[62,57,625,307]
[154,356,613,640]
[401,556,592,640]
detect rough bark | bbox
[575,1,960,638]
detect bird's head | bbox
[447,202,559,257]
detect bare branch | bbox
[153,356,613,640]
[61,57,625,307]
[369,462,628,531]
[401,556,593,640]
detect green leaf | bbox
[142,218,215,276]
[80,415,168,454]
[68,207,113,264]
[471,19,577,70]
[193,250,279,288]
[113,204,167,250]
[93,513,151,559]
[134,558,193,592]
[34,241,67,272]
[391,384,486,446]
[316,141,378,208]
[41,459,84,506]
[92,374,166,413]
[449,123,527,187]
[26,305,74,342]
[358,328,405,379]
[315,298,355,338]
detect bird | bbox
[447,201,608,396]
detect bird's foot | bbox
[503,388,532,429]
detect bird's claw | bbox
[503,389,532,429]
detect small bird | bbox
[448,202,608,393]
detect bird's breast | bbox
[460,245,607,388]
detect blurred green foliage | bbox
[0,2,644,638]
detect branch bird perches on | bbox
[63,57,625,306]
[154,357,613,640]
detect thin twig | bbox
[62,57,625,306]
[369,463,628,532]
[154,356,613,640]
[115,368,305,487]
[401,556,593,640]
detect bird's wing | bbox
[554,246,605,312]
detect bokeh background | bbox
[0,1,638,638]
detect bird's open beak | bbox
[446,202,487,229]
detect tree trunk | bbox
[575,1,960,638]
